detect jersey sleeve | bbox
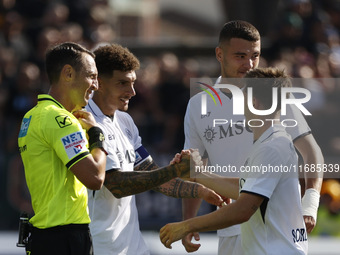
[46,111,90,169]
[183,98,206,156]
[131,119,142,150]
[128,114,152,167]
[95,120,120,171]
[241,146,282,199]
[103,136,121,171]
[118,111,151,167]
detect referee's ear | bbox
[61,64,74,82]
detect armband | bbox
[301,188,320,222]
[88,127,107,154]
[134,146,150,166]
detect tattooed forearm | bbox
[153,178,200,198]
[134,158,159,171]
[104,166,176,198]
[104,156,189,198]
[136,157,201,198]
[104,155,197,198]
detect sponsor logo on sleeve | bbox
[134,146,149,165]
[135,151,142,164]
[61,131,87,159]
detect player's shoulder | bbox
[259,132,295,162]
[116,110,132,119]
[187,86,225,104]
[40,104,76,127]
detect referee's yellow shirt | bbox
[18,94,91,229]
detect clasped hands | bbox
[171,149,202,181]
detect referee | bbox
[17,42,107,255]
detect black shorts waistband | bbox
[32,224,89,232]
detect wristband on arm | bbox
[301,188,320,222]
[88,126,107,154]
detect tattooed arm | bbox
[104,154,192,198]
[135,157,223,205]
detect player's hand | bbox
[170,153,181,165]
[73,109,98,131]
[218,194,231,207]
[198,186,224,207]
[160,222,188,249]
[181,232,201,252]
[303,215,316,233]
[175,149,202,179]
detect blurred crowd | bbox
[1,0,340,234]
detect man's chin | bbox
[118,105,129,112]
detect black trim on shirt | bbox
[240,190,269,223]
[38,97,64,109]
[259,197,269,223]
[66,151,90,169]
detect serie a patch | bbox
[135,146,150,165]
[18,116,32,138]
[61,131,87,159]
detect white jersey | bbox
[86,99,150,255]
[240,125,308,255]
[183,78,311,237]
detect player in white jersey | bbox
[182,20,323,254]
[160,67,308,255]
[86,44,223,255]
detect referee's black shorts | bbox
[26,224,93,255]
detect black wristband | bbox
[88,126,105,152]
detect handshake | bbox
[170,149,203,180]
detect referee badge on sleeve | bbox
[61,131,87,159]
[55,115,72,128]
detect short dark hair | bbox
[45,42,94,84]
[218,20,260,46]
[244,67,292,111]
[94,44,140,78]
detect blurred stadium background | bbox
[1,0,340,254]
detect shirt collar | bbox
[87,99,104,117]
[256,124,286,143]
[256,125,286,145]
[38,94,64,109]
